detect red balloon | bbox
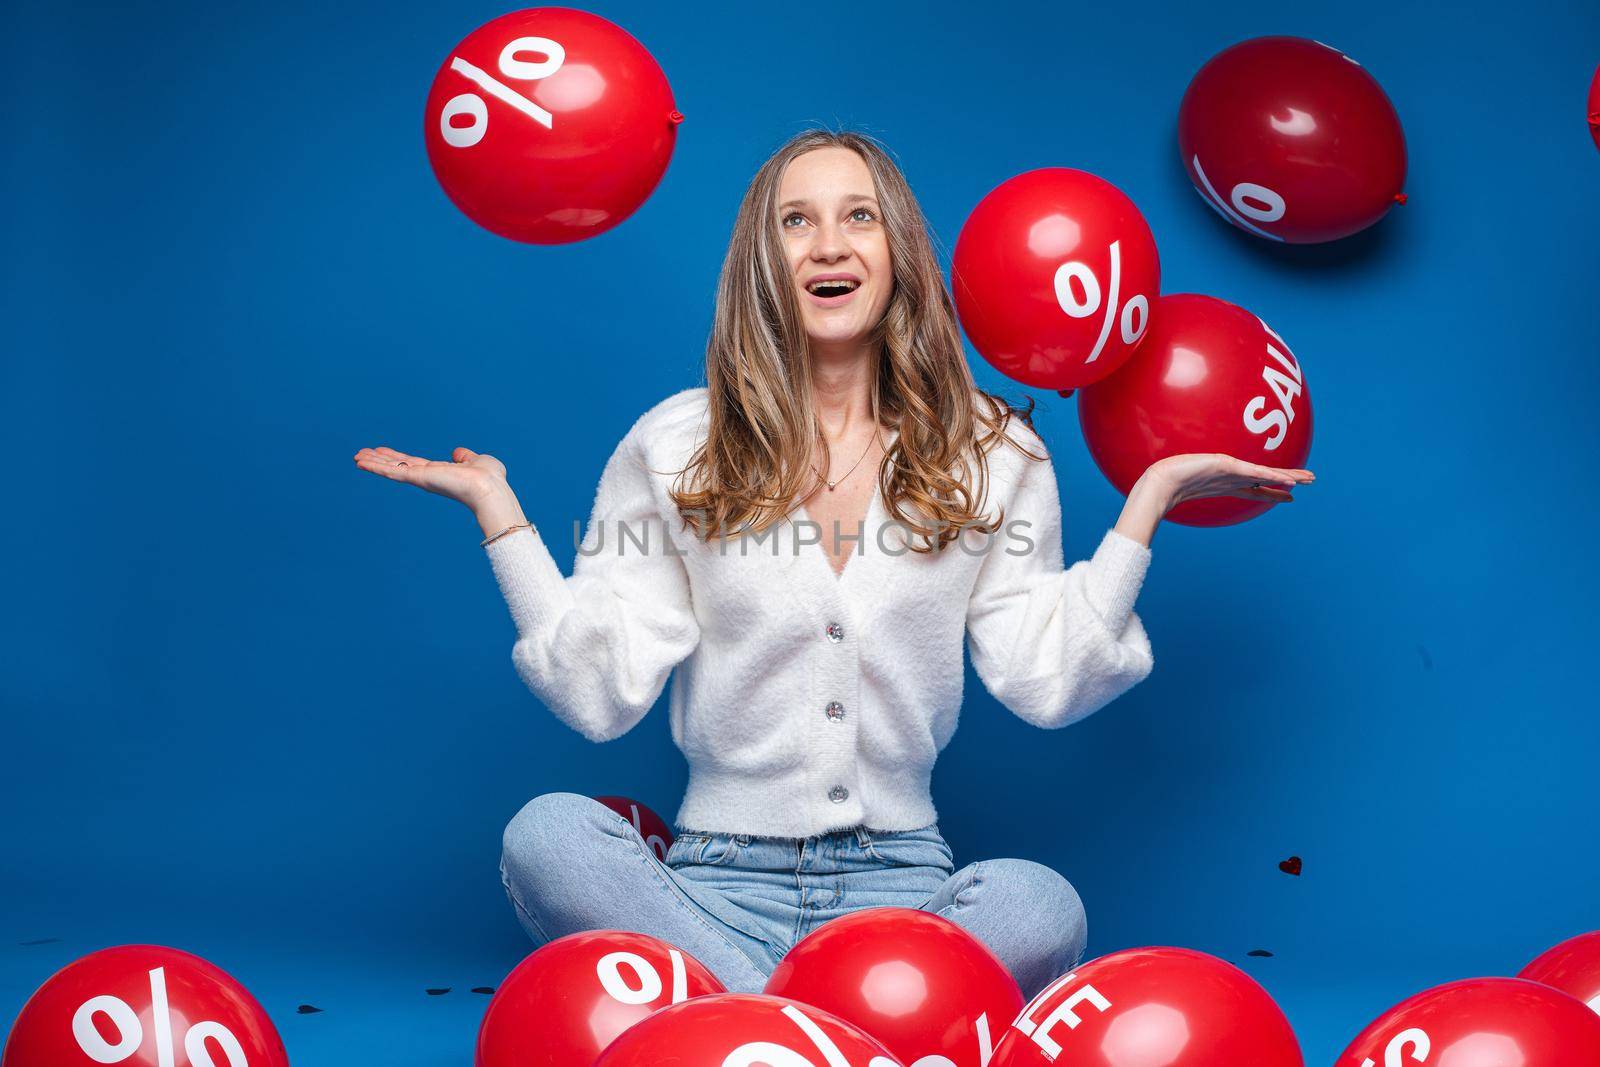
[1334,977,1600,1067]
[1078,293,1313,527]
[594,794,675,862]
[1,945,287,1067]
[1178,36,1407,243]
[477,930,724,1067]
[952,168,1160,391]
[592,991,904,1067]
[1520,931,1600,1014]
[990,946,1301,1067]
[1588,64,1600,153]
[763,907,1022,1067]
[423,8,681,244]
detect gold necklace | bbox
[811,430,880,491]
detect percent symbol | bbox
[1188,156,1287,242]
[1052,239,1151,364]
[440,36,567,148]
[722,1003,899,1067]
[72,966,248,1067]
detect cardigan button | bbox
[825,622,845,643]
[828,785,849,803]
[825,701,845,722]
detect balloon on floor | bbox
[764,907,1022,1067]
[1333,977,1600,1066]
[1078,293,1313,527]
[989,946,1302,1067]
[952,168,1160,392]
[592,992,902,1067]
[1,945,287,1067]
[477,929,723,1067]
[1179,36,1407,243]
[423,7,682,244]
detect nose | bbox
[809,217,851,264]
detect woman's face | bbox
[777,146,893,354]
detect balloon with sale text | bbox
[1179,36,1406,243]
[423,7,682,244]
[476,930,724,1067]
[764,907,1022,1067]
[592,992,904,1067]
[952,168,1160,393]
[989,946,1302,1067]
[1078,293,1313,527]
[1333,977,1600,1067]
[0,944,287,1067]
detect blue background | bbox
[4,0,1597,1063]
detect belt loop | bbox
[854,825,871,850]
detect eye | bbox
[781,212,807,228]
[850,207,877,222]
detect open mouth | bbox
[804,278,861,304]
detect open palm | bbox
[1150,452,1315,507]
[352,445,507,508]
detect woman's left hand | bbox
[1144,452,1315,510]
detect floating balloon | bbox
[1078,293,1313,527]
[1,944,287,1067]
[1519,930,1600,1014]
[1589,64,1600,153]
[764,907,1022,1067]
[1179,36,1406,243]
[594,794,675,862]
[990,946,1301,1067]
[952,168,1160,392]
[423,8,682,243]
[477,930,723,1067]
[1334,977,1600,1067]
[592,991,904,1067]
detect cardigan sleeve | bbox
[965,438,1155,729]
[482,420,701,743]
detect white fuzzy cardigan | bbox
[485,387,1154,838]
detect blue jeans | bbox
[499,792,1088,999]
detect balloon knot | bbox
[668,109,685,125]
[1589,111,1600,128]
[1393,192,1408,205]
[1056,389,1076,399]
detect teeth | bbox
[807,279,860,294]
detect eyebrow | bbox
[779,193,880,211]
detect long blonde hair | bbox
[671,128,1044,552]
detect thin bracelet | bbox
[480,521,533,548]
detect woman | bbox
[353,129,1313,998]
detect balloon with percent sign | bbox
[764,907,1022,1067]
[990,946,1302,1067]
[951,168,1160,393]
[1519,930,1600,1015]
[1334,977,1600,1067]
[1179,36,1406,244]
[423,8,682,244]
[594,794,675,863]
[477,929,724,1067]
[0,944,287,1067]
[1078,293,1313,528]
[592,992,905,1067]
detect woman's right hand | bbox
[352,445,510,510]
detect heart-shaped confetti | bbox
[1278,856,1302,876]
